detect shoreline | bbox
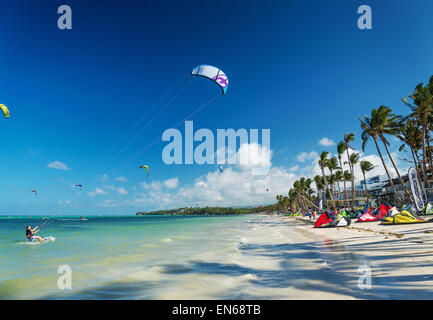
[284,216,433,299]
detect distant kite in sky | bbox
[139,165,150,177]
[0,104,10,119]
[191,65,229,95]
[32,190,38,196]
[265,188,269,192]
[75,184,83,190]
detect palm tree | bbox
[318,151,336,209]
[345,153,361,203]
[328,173,336,194]
[288,189,297,210]
[314,175,323,196]
[360,160,374,203]
[373,106,412,200]
[292,177,316,212]
[359,112,402,203]
[326,157,340,175]
[398,119,422,168]
[344,133,356,211]
[334,170,344,207]
[276,194,290,212]
[402,76,433,188]
[349,152,360,168]
[314,175,325,209]
[344,170,352,186]
[326,157,341,195]
[337,141,349,202]
[397,118,424,193]
[334,170,343,192]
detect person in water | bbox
[26,225,44,243]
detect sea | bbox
[0,214,377,300]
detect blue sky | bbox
[1,0,433,215]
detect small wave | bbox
[242,273,258,280]
[162,238,172,243]
[17,241,40,246]
[16,236,56,245]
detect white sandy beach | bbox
[289,215,433,299]
[119,214,433,300]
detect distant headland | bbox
[136,206,272,216]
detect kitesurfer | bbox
[26,225,45,243]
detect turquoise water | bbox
[0,214,260,299]
[2,214,381,300]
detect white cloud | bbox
[133,166,297,209]
[103,143,411,211]
[87,187,108,197]
[115,176,127,182]
[117,187,128,195]
[289,165,299,172]
[47,160,71,171]
[163,177,179,189]
[296,151,319,163]
[318,137,335,147]
[142,181,163,191]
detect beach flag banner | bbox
[408,167,425,212]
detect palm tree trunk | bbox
[426,136,433,180]
[296,191,321,211]
[345,146,355,211]
[338,156,349,202]
[362,171,369,205]
[316,187,322,202]
[380,136,412,201]
[321,166,335,209]
[422,126,428,189]
[374,137,402,203]
[328,169,336,200]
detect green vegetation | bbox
[136,205,274,216]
